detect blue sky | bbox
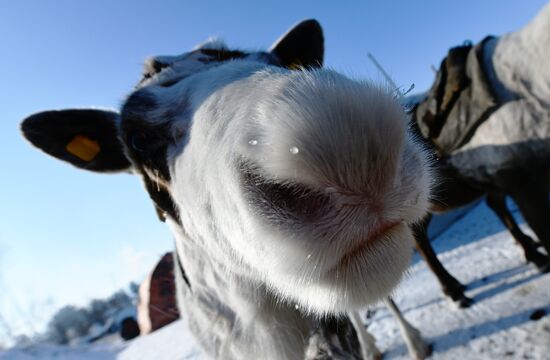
[1,0,548,340]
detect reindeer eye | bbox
[129,132,147,152]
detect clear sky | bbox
[1,0,548,341]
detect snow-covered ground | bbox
[370,200,550,359]
[2,199,549,359]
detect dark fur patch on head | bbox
[121,91,180,222]
[143,175,180,222]
[198,48,248,63]
[253,51,282,66]
[138,49,251,87]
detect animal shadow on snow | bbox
[382,302,550,359]
[471,266,543,303]
[431,303,550,354]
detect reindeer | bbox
[21,20,433,359]
[408,3,550,307]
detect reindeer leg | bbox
[486,192,550,272]
[348,311,382,360]
[413,215,473,307]
[508,177,550,261]
[383,298,432,360]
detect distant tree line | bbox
[44,283,139,345]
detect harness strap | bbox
[415,36,503,156]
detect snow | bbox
[1,199,549,359]
[0,342,123,360]
[117,320,201,360]
[368,199,550,359]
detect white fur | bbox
[383,298,431,360]
[157,63,431,311]
[349,310,382,360]
[127,56,432,358]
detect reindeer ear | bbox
[269,19,324,69]
[21,109,131,172]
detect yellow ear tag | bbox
[66,135,101,161]
[288,59,303,70]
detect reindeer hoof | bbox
[449,295,474,308]
[412,343,433,360]
[539,262,550,273]
[371,353,383,360]
[457,296,474,308]
[526,251,550,273]
[427,343,434,357]
[445,285,473,308]
[407,336,433,360]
